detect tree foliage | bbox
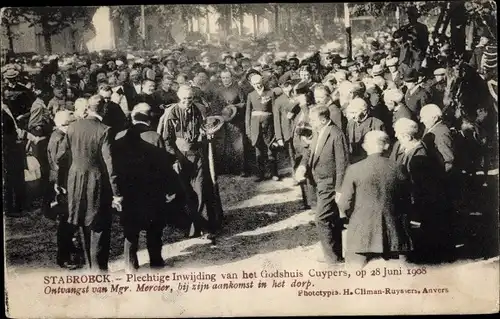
[3,6,95,35]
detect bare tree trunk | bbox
[256,14,260,35]
[274,4,279,35]
[238,5,244,36]
[287,7,292,32]
[450,0,466,58]
[253,14,258,36]
[41,17,52,54]
[5,22,15,53]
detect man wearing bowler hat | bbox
[403,68,431,117]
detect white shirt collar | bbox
[133,120,150,127]
[87,111,103,122]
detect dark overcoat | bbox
[338,154,413,254]
[114,123,177,230]
[58,116,121,228]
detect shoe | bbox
[150,260,166,269]
[272,175,280,181]
[58,262,78,270]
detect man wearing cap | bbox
[383,88,415,139]
[163,56,178,79]
[56,95,122,271]
[3,67,33,129]
[162,85,223,241]
[246,73,279,181]
[403,68,431,116]
[426,68,447,109]
[384,57,403,88]
[114,103,178,270]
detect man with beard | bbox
[114,103,178,271]
[246,73,279,181]
[213,70,250,176]
[162,85,223,242]
[98,83,128,133]
[383,88,415,139]
[279,54,301,83]
[345,98,385,163]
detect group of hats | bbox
[2,63,22,79]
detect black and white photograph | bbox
[2,2,499,317]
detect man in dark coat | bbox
[56,95,122,271]
[296,106,349,264]
[403,68,431,117]
[114,103,178,270]
[27,84,54,216]
[152,75,180,109]
[135,79,163,130]
[212,70,250,176]
[383,88,415,139]
[47,110,78,269]
[273,78,299,169]
[245,73,279,181]
[98,83,129,134]
[345,98,386,163]
[313,85,347,134]
[390,118,450,263]
[338,131,412,266]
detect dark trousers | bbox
[57,219,77,265]
[3,141,26,215]
[235,124,251,174]
[255,136,278,178]
[78,223,111,271]
[30,138,51,214]
[123,223,164,270]
[315,179,343,263]
[288,141,311,208]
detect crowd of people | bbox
[2,7,498,271]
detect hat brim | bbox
[221,105,237,122]
[203,116,225,134]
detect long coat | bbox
[338,154,412,254]
[273,92,296,143]
[300,122,349,191]
[245,89,276,146]
[58,116,121,228]
[114,123,177,230]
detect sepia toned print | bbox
[2,2,499,317]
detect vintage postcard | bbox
[2,2,499,317]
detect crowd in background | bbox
[2,6,498,270]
